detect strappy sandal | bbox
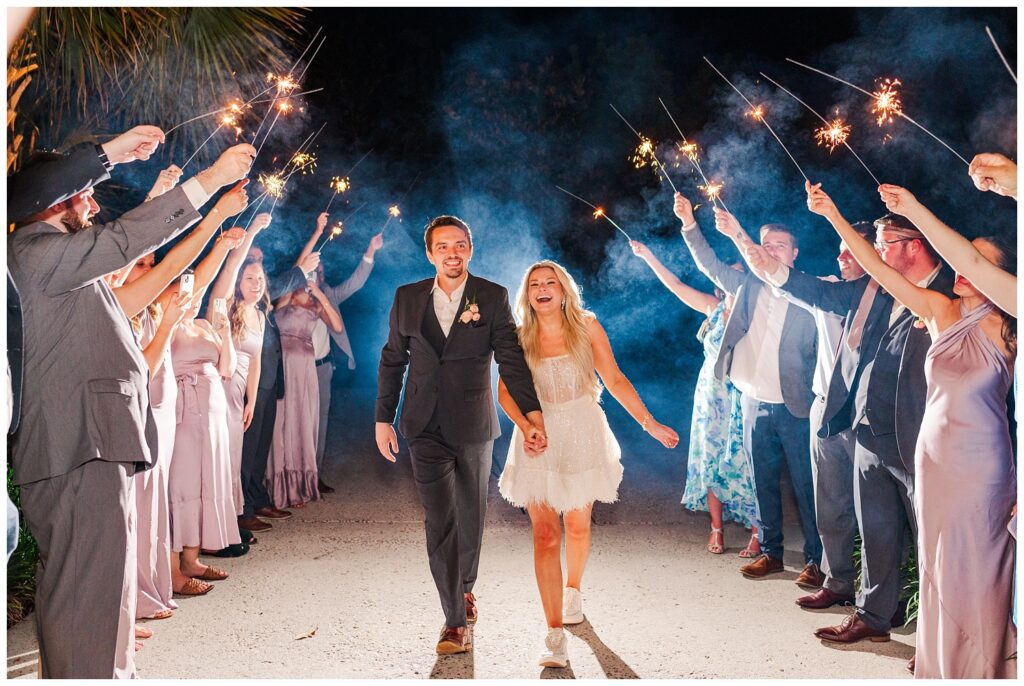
[145,609,174,620]
[191,565,229,581]
[173,578,213,596]
[738,533,762,559]
[135,626,153,640]
[706,527,725,554]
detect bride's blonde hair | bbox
[513,260,600,400]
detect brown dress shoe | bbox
[255,507,292,520]
[795,587,855,609]
[795,563,825,590]
[238,515,272,532]
[739,554,784,579]
[465,592,478,624]
[814,613,890,644]
[436,625,471,654]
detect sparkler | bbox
[314,221,344,251]
[759,72,881,185]
[554,185,633,241]
[704,57,809,183]
[657,97,731,213]
[608,104,679,193]
[380,204,403,233]
[177,99,248,169]
[257,172,286,199]
[322,149,374,213]
[785,58,970,167]
[290,151,317,175]
[986,26,1017,84]
[698,181,725,204]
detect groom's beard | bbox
[60,210,91,234]
[441,259,465,279]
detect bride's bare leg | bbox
[563,503,593,590]
[527,503,564,628]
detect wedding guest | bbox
[675,193,822,587]
[630,241,759,556]
[208,213,273,529]
[968,152,1017,200]
[237,252,320,533]
[745,185,954,650]
[806,182,1016,678]
[297,213,385,493]
[265,281,343,509]
[497,260,679,667]
[8,135,254,678]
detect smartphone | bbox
[180,273,194,297]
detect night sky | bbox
[94,8,1018,463]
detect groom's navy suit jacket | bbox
[376,273,541,444]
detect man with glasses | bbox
[752,212,952,655]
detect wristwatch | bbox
[95,144,114,172]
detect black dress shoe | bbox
[317,478,336,494]
[203,543,250,558]
[239,527,258,545]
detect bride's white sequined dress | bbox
[498,355,623,513]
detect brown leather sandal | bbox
[191,565,229,581]
[173,578,213,596]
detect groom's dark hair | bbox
[424,215,473,252]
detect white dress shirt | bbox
[779,275,847,398]
[730,284,790,404]
[311,319,331,360]
[431,275,468,338]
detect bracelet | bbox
[640,412,653,431]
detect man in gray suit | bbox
[8,136,254,678]
[748,208,952,647]
[674,193,823,586]
[311,231,384,493]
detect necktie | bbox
[845,280,879,352]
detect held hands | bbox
[315,212,329,235]
[102,125,166,164]
[673,192,695,226]
[213,179,250,216]
[522,411,548,457]
[375,422,400,462]
[146,165,183,200]
[249,212,273,234]
[877,184,921,216]
[968,152,1017,199]
[629,240,652,261]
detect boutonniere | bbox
[459,295,482,326]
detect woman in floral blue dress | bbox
[632,241,760,556]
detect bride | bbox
[497,260,679,668]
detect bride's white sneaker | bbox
[538,627,568,668]
[562,587,584,625]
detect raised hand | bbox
[199,143,257,194]
[743,240,779,275]
[102,125,166,164]
[673,192,695,225]
[375,422,400,462]
[968,152,1017,198]
[877,184,920,216]
[805,180,837,218]
[249,212,273,234]
[629,240,652,260]
[216,227,248,251]
[146,165,183,200]
[368,231,385,255]
[213,179,250,216]
[164,291,194,328]
[298,251,321,275]
[315,211,329,234]
[713,207,743,239]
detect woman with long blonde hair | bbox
[498,260,679,668]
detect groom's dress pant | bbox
[408,413,493,629]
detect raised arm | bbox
[309,282,343,333]
[297,212,328,265]
[629,240,719,315]
[209,212,272,302]
[140,292,191,378]
[321,232,383,304]
[879,183,1016,316]
[807,181,954,330]
[675,193,746,295]
[587,317,678,449]
[114,182,249,318]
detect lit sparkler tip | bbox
[814,118,851,153]
[270,73,299,93]
[746,105,765,121]
[258,172,286,199]
[677,141,700,162]
[291,152,317,174]
[593,208,605,219]
[630,135,656,169]
[388,205,401,218]
[277,101,294,113]
[330,221,344,237]
[329,176,350,193]
[698,181,724,202]
[871,78,903,127]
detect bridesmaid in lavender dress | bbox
[808,183,1017,678]
[168,277,240,591]
[265,283,342,508]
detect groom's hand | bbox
[523,411,548,453]
[375,422,400,462]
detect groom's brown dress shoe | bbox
[255,507,292,520]
[814,613,890,643]
[436,626,471,655]
[739,554,784,579]
[464,592,478,624]
[795,588,855,609]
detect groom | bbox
[376,215,546,654]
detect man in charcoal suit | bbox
[375,215,546,654]
[7,133,254,678]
